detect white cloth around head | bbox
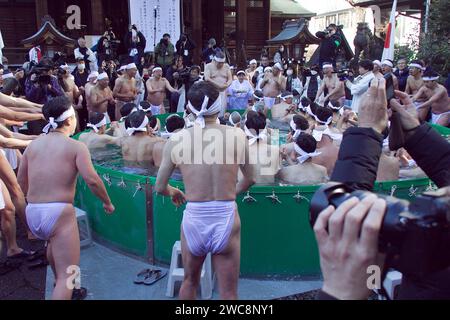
[97,72,109,81]
[244,126,267,146]
[294,143,321,164]
[126,115,149,136]
[42,107,76,134]
[382,60,393,68]
[187,95,222,128]
[87,117,107,133]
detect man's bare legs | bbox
[179,230,206,300]
[49,205,80,300]
[0,180,22,256]
[417,106,430,122]
[0,154,29,238]
[179,209,241,300]
[212,210,241,300]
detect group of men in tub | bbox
[1,50,447,301]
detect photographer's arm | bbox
[331,79,388,191]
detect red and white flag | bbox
[382,0,398,62]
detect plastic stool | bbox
[166,241,213,299]
[383,270,403,300]
[75,208,92,248]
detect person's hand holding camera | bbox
[314,195,386,300]
[358,77,388,134]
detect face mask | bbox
[287,70,293,76]
[280,48,284,52]
[311,71,318,76]
[78,64,86,71]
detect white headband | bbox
[264,67,273,72]
[290,119,306,140]
[237,70,246,76]
[87,117,107,133]
[43,107,76,134]
[229,113,241,126]
[187,96,222,128]
[313,127,342,142]
[244,126,267,146]
[282,94,294,101]
[409,63,425,71]
[60,64,69,70]
[423,76,439,81]
[294,144,321,164]
[322,64,333,69]
[126,115,149,136]
[373,60,382,67]
[1,73,14,80]
[152,67,163,74]
[120,108,137,122]
[316,116,333,126]
[249,59,257,65]
[118,66,126,72]
[253,93,263,101]
[273,63,283,70]
[214,56,226,63]
[88,71,99,80]
[382,60,393,68]
[126,63,137,70]
[328,101,341,111]
[97,72,109,81]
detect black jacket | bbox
[321,124,450,300]
[394,69,409,92]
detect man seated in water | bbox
[78,112,121,150]
[325,99,344,124]
[238,111,280,185]
[311,107,340,176]
[271,91,296,121]
[17,96,114,300]
[155,82,256,300]
[153,115,186,167]
[278,133,328,185]
[121,111,165,166]
[228,111,242,128]
[113,103,138,138]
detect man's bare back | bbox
[278,162,328,185]
[169,125,248,202]
[271,102,290,119]
[21,133,84,203]
[312,144,339,176]
[121,134,164,165]
[78,131,120,150]
[204,63,232,92]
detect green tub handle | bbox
[293,191,309,204]
[133,182,144,198]
[242,191,257,203]
[266,190,282,204]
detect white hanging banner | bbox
[129,0,181,52]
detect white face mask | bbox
[311,71,318,76]
[78,64,86,71]
[287,70,293,76]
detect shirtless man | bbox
[78,112,121,150]
[60,66,81,104]
[84,71,98,104]
[0,92,42,114]
[272,63,287,92]
[89,73,115,123]
[279,133,328,185]
[17,96,114,300]
[271,91,294,121]
[155,81,256,300]
[113,63,138,121]
[376,146,400,182]
[121,111,164,166]
[245,59,258,87]
[382,59,399,91]
[239,111,280,185]
[405,60,425,96]
[311,107,340,175]
[153,115,185,167]
[146,67,178,115]
[258,67,281,110]
[204,51,233,117]
[113,103,137,138]
[315,63,346,107]
[412,70,450,126]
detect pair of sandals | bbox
[0,250,37,275]
[134,268,167,286]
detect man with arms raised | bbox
[146,67,179,115]
[155,82,256,300]
[204,51,233,117]
[113,63,138,121]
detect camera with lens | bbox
[178,67,192,81]
[316,30,330,39]
[334,69,351,81]
[310,182,450,277]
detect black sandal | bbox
[71,287,88,300]
[134,269,153,284]
[143,269,167,286]
[7,250,36,260]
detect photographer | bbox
[97,29,118,69]
[314,79,450,300]
[344,59,375,113]
[176,33,196,67]
[155,34,175,77]
[316,24,342,68]
[124,25,146,66]
[74,37,98,73]
[25,59,64,105]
